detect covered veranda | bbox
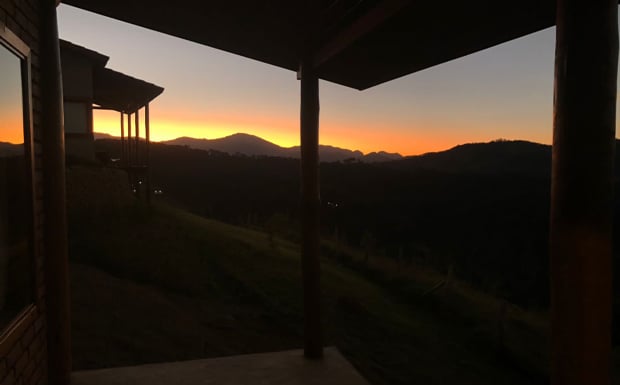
[92,67,164,201]
[39,1,618,385]
[60,38,163,200]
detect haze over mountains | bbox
[95,132,402,162]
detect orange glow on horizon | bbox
[94,111,300,148]
[0,117,24,144]
[93,109,550,157]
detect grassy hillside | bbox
[67,165,558,385]
[95,138,554,310]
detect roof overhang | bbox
[60,39,109,67]
[60,39,164,113]
[93,68,164,114]
[61,0,559,90]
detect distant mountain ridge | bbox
[161,133,402,163]
[0,142,23,157]
[95,131,558,169]
[93,132,116,140]
[394,139,552,176]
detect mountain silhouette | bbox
[166,133,286,157]
[394,139,551,176]
[93,132,116,140]
[0,142,23,157]
[162,133,401,162]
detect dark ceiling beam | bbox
[313,0,411,68]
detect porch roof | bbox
[61,0,557,90]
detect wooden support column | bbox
[39,0,71,384]
[127,112,132,166]
[550,1,618,385]
[135,109,140,166]
[145,103,151,205]
[120,112,125,166]
[300,58,322,359]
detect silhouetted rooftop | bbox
[62,0,559,89]
[93,68,164,114]
[60,39,109,67]
[60,39,164,113]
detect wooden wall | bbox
[0,0,48,384]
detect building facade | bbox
[0,1,48,384]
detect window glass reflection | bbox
[0,43,32,329]
[64,102,89,134]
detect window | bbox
[0,24,35,330]
[64,101,90,134]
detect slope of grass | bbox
[68,196,551,385]
[320,239,552,377]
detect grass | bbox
[320,238,551,377]
[68,196,553,385]
[64,164,575,384]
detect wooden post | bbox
[127,112,132,166]
[120,112,125,166]
[550,1,618,385]
[135,109,140,166]
[145,103,151,205]
[300,59,322,359]
[39,0,71,383]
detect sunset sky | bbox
[56,5,618,156]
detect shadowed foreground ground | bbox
[68,203,547,385]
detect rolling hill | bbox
[66,166,551,384]
[394,139,552,176]
[85,137,620,382]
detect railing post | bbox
[145,103,151,205]
[135,108,140,166]
[127,112,132,167]
[120,112,125,165]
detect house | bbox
[0,1,617,385]
[60,39,163,171]
[59,39,163,201]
